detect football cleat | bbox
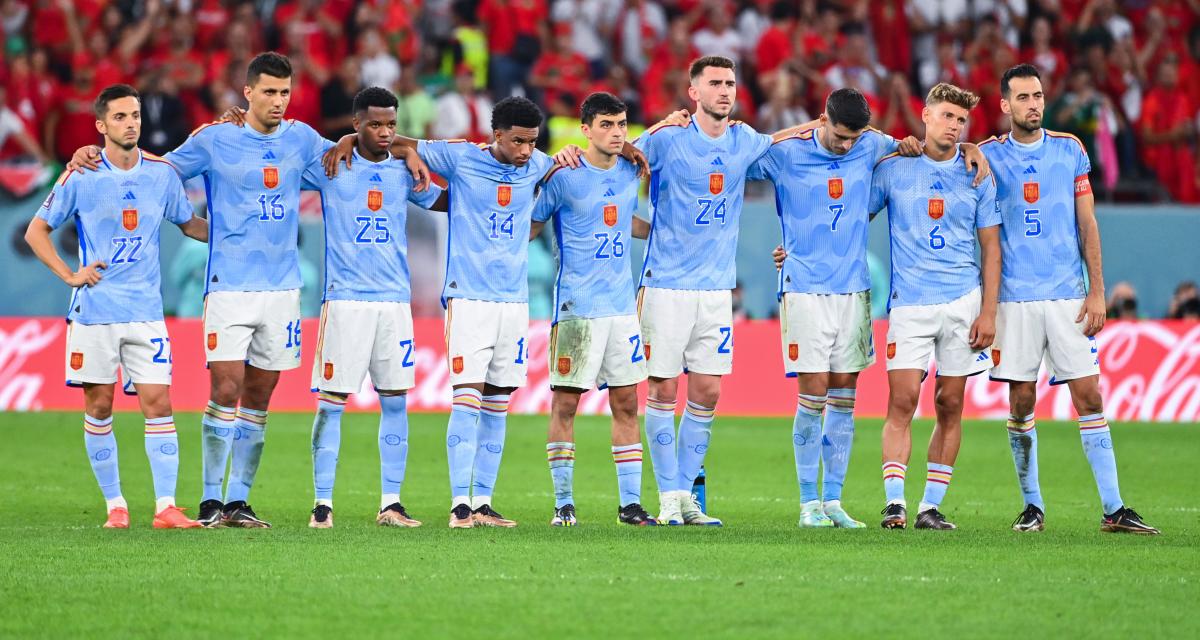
[680,491,722,526]
[880,503,907,529]
[197,499,225,528]
[472,504,517,528]
[798,500,834,528]
[657,491,684,526]
[1011,504,1045,532]
[823,501,867,529]
[221,501,271,529]
[449,503,474,529]
[309,505,333,529]
[377,503,421,528]
[103,507,130,529]
[550,504,577,527]
[618,503,657,526]
[1100,507,1160,535]
[153,506,201,529]
[915,508,957,530]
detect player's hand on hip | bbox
[772,244,787,271]
[69,146,102,173]
[65,261,106,287]
[897,136,922,157]
[961,143,992,187]
[969,313,996,350]
[1077,292,1107,336]
[219,106,247,126]
[323,134,356,177]
[552,144,583,168]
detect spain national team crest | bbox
[207,332,218,351]
[708,172,724,195]
[557,357,572,375]
[788,343,799,361]
[886,342,897,360]
[643,343,651,360]
[927,198,944,220]
[1023,182,1039,204]
[262,167,279,189]
[451,356,464,374]
[70,352,84,370]
[497,185,512,207]
[827,178,843,200]
[121,208,138,231]
[603,204,618,227]
[992,349,1002,366]
[323,362,334,380]
[367,189,383,212]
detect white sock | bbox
[106,496,128,511]
[471,495,491,510]
[380,493,400,511]
[315,498,333,508]
[155,496,175,512]
[888,499,906,507]
[919,501,936,513]
[452,495,470,509]
[824,499,842,510]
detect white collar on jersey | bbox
[99,148,143,174]
[920,145,963,168]
[352,147,394,166]
[1009,129,1046,151]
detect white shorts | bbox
[637,287,733,378]
[780,290,876,374]
[886,287,992,377]
[445,298,528,387]
[312,300,416,394]
[65,320,172,387]
[203,289,302,370]
[991,298,1100,384]
[549,314,649,390]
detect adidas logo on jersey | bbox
[1023,165,1037,174]
[262,149,278,160]
[370,173,383,182]
[122,191,136,201]
[603,188,616,197]
[711,156,724,166]
[827,161,841,170]
[930,181,945,190]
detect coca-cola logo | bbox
[0,320,62,411]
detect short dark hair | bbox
[246,52,292,86]
[353,86,399,115]
[492,96,543,130]
[580,92,627,126]
[689,55,735,80]
[825,88,871,131]
[93,84,139,118]
[1001,63,1042,97]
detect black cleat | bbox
[915,508,957,530]
[221,501,271,529]
[618,503,658,526]
[449,503,474,528]
[880,503,907,529]
[1012,504,1045,532]
[309,505,333,529]
[197,499,225,528]
[550,504,577,527]
[1101,507,1160,535]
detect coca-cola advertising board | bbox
[1,318,1197,422]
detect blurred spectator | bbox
[138,70,189,157]
[442,1,489,90]
[1168,281,1200,320]
[550,0,611,78]
[432,65,493,142]
[754,1,795,77]
[359,28,401,90]
[824,24,886,99]
[479,0,548,98]
[1107,282,1139,320]
[396,71,436,139]
[612,0,668,77]
[274,0,346,78]
[756,67,809,133]
[321,56,362,139]
[44,56,99,164]
[530,23,592,112]
[0,84,49,162]
[1139,57,1198,202]
[869,0,912,75]
[1024,16,1067,96]
[877,72,924,140]
[588,64,643,124]
[691,4,742,67]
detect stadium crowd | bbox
[0,0,1198,202]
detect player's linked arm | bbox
[177,216,209,243]
[24,218,106,288]
[632,217,650,239]
[1074,180,1106,336]
[960,143,991,187]
[321,133,430,191]
[971,225,1001,350]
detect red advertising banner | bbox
[1,317,1198,422]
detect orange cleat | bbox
[103,507,130,529]
[153,505,202,529]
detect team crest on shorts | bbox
[367,189,383,212]
[886,342,896,359]
[927,198,944,220]
[122,208,138,231]
[992,349,1001,366]
[207,332,218,351]
[708,173,724,195]
[643,343,651,360]
[70,352,84,370]
[451,356,464,374]
[323,362,334,380]
[557,356,572,375]
[1023,182,1039,204]
[262,167,279,189]
[827,178,843,200]
[496,185,512,207]
[788,343,799,361]
[603,204,618,227]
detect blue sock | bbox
[547,441,575,508]
[225,407,267,504]
[821,389,855,502]
[920,463,954,511]
[446,388,481,506]
[643,397,678,494]
[1007,413,1043,510]
[882,462,906,505]
[200,401,235,502]
[143,416,178,503]
[1079,413,1123,514]
[312,392,345,505]
[792,394,826,503]
[612,443,643,507]
[83,415,122,501]
[676,400,715,492]
[472,394,510,506]
[378,394,409,505]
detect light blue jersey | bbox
[634,119,772,290]
[37,150,194,324]
[532,156,640,323]
[870,148,1000,309]
[417,139,555,305]
[166,120,331,293]
[749,128,897,297]
[979,129,1090,303]
[303,149,443,303]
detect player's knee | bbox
[888,392,919,418]
[1073,389,1104,416]
[1008,383,1036,416]
[551,390,581,416]
[934,388,963,416]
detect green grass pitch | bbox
[1,411,1195,638]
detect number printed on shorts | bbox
[929,225,946,250]
[284,320,302,349]
[489,212,515,239]
[399,339,415,367]
[355,216,391,244]
[717,326,732,354]
[593,231,625,259]
[150,337,172,363]
[515,337,527,364]
[111,236,143,264]
[1023,208,1041,237]
[257,194,285,220]
[629,335,644,363]
[695,197,727,225]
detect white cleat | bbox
[657,491,684,526]
[822,501,866,529]
[798,500,834,528]
[680,490,723,526]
